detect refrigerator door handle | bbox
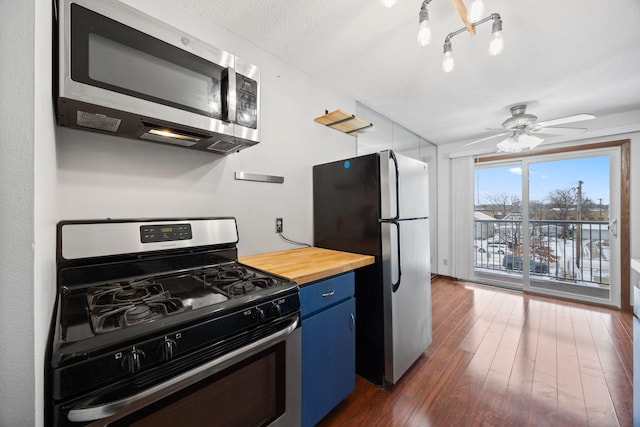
[391,220,402,292]
[391,151,400,220]
[380,151,401,222]
[389,150,400,221]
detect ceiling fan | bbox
[465,104,596,153]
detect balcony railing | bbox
[473,219,610,287]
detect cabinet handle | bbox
[349,313,355,330]
[321,290,335,297]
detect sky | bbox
[475,155,610,205]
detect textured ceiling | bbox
[172,0,640,150]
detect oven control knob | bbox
[122,348,145,374]
[272,303,282,317]
[158,338,177,361]
[255,307,266,324]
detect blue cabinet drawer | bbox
[300,271,354,318]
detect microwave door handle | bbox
[227,66,237,123]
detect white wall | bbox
[436,133,640,305]
[0,0,57,426]
[58,0,358,256]
[34,0,59,425]
[0,1,36,424]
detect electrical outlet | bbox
[443,258,448,266]
[275,218,283,233]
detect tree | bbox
[483,193,521,218]
[545,188,577,220]
[529,199,545,220]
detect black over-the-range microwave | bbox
[56,0,260,154]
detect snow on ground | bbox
[473,237,610,289]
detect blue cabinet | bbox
[301,272,356,427]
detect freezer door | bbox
[382,218,432,384]
[313,154,381,257]
[380,150,429,221]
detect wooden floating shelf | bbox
[314,109,374,136]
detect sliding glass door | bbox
[473,162,523,283]
[472,148,621,307]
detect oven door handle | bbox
[67,316,299,423]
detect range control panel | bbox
[140,224,192,243]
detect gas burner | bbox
[193,264,257,287]
[87,281,186,333]
[229,281,256,295]
[112,286,152,304]
[216,277,279,298]
[127,304,152,321]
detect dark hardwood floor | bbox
[318,277,633,426]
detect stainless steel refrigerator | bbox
[313,150,431,385]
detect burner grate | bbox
[87,281,185,333]
[192,264,279,298]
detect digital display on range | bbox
[140,223,192,243]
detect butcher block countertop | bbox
[239,247,375,285]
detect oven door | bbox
[63,317,300,427]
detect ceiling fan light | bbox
[497,134,544,153]
[381,0,397,8]
[442,41,454,72]
[520,134,544,150]
[468,0,485,22]
[496,138,521,153]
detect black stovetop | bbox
[56,258,297,350]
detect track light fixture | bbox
[418,0,433,46]
[442,40,454,72]
[441,13,503,73]
[382,0,503,73]
[489,15,503,56]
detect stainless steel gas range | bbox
[47,218,301,426]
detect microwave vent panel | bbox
[76,111,121,132]
[207,140,242,154]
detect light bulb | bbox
[467,0,485,22]
[489,30,504,56]
[442,50,454,73]
[417,20,432,46]
[381,0,397,8]
[520,134,543,150]
[489,17,504,56]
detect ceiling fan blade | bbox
[535,113,595,128]
[463,132,512,147]
[531,126,587,136]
